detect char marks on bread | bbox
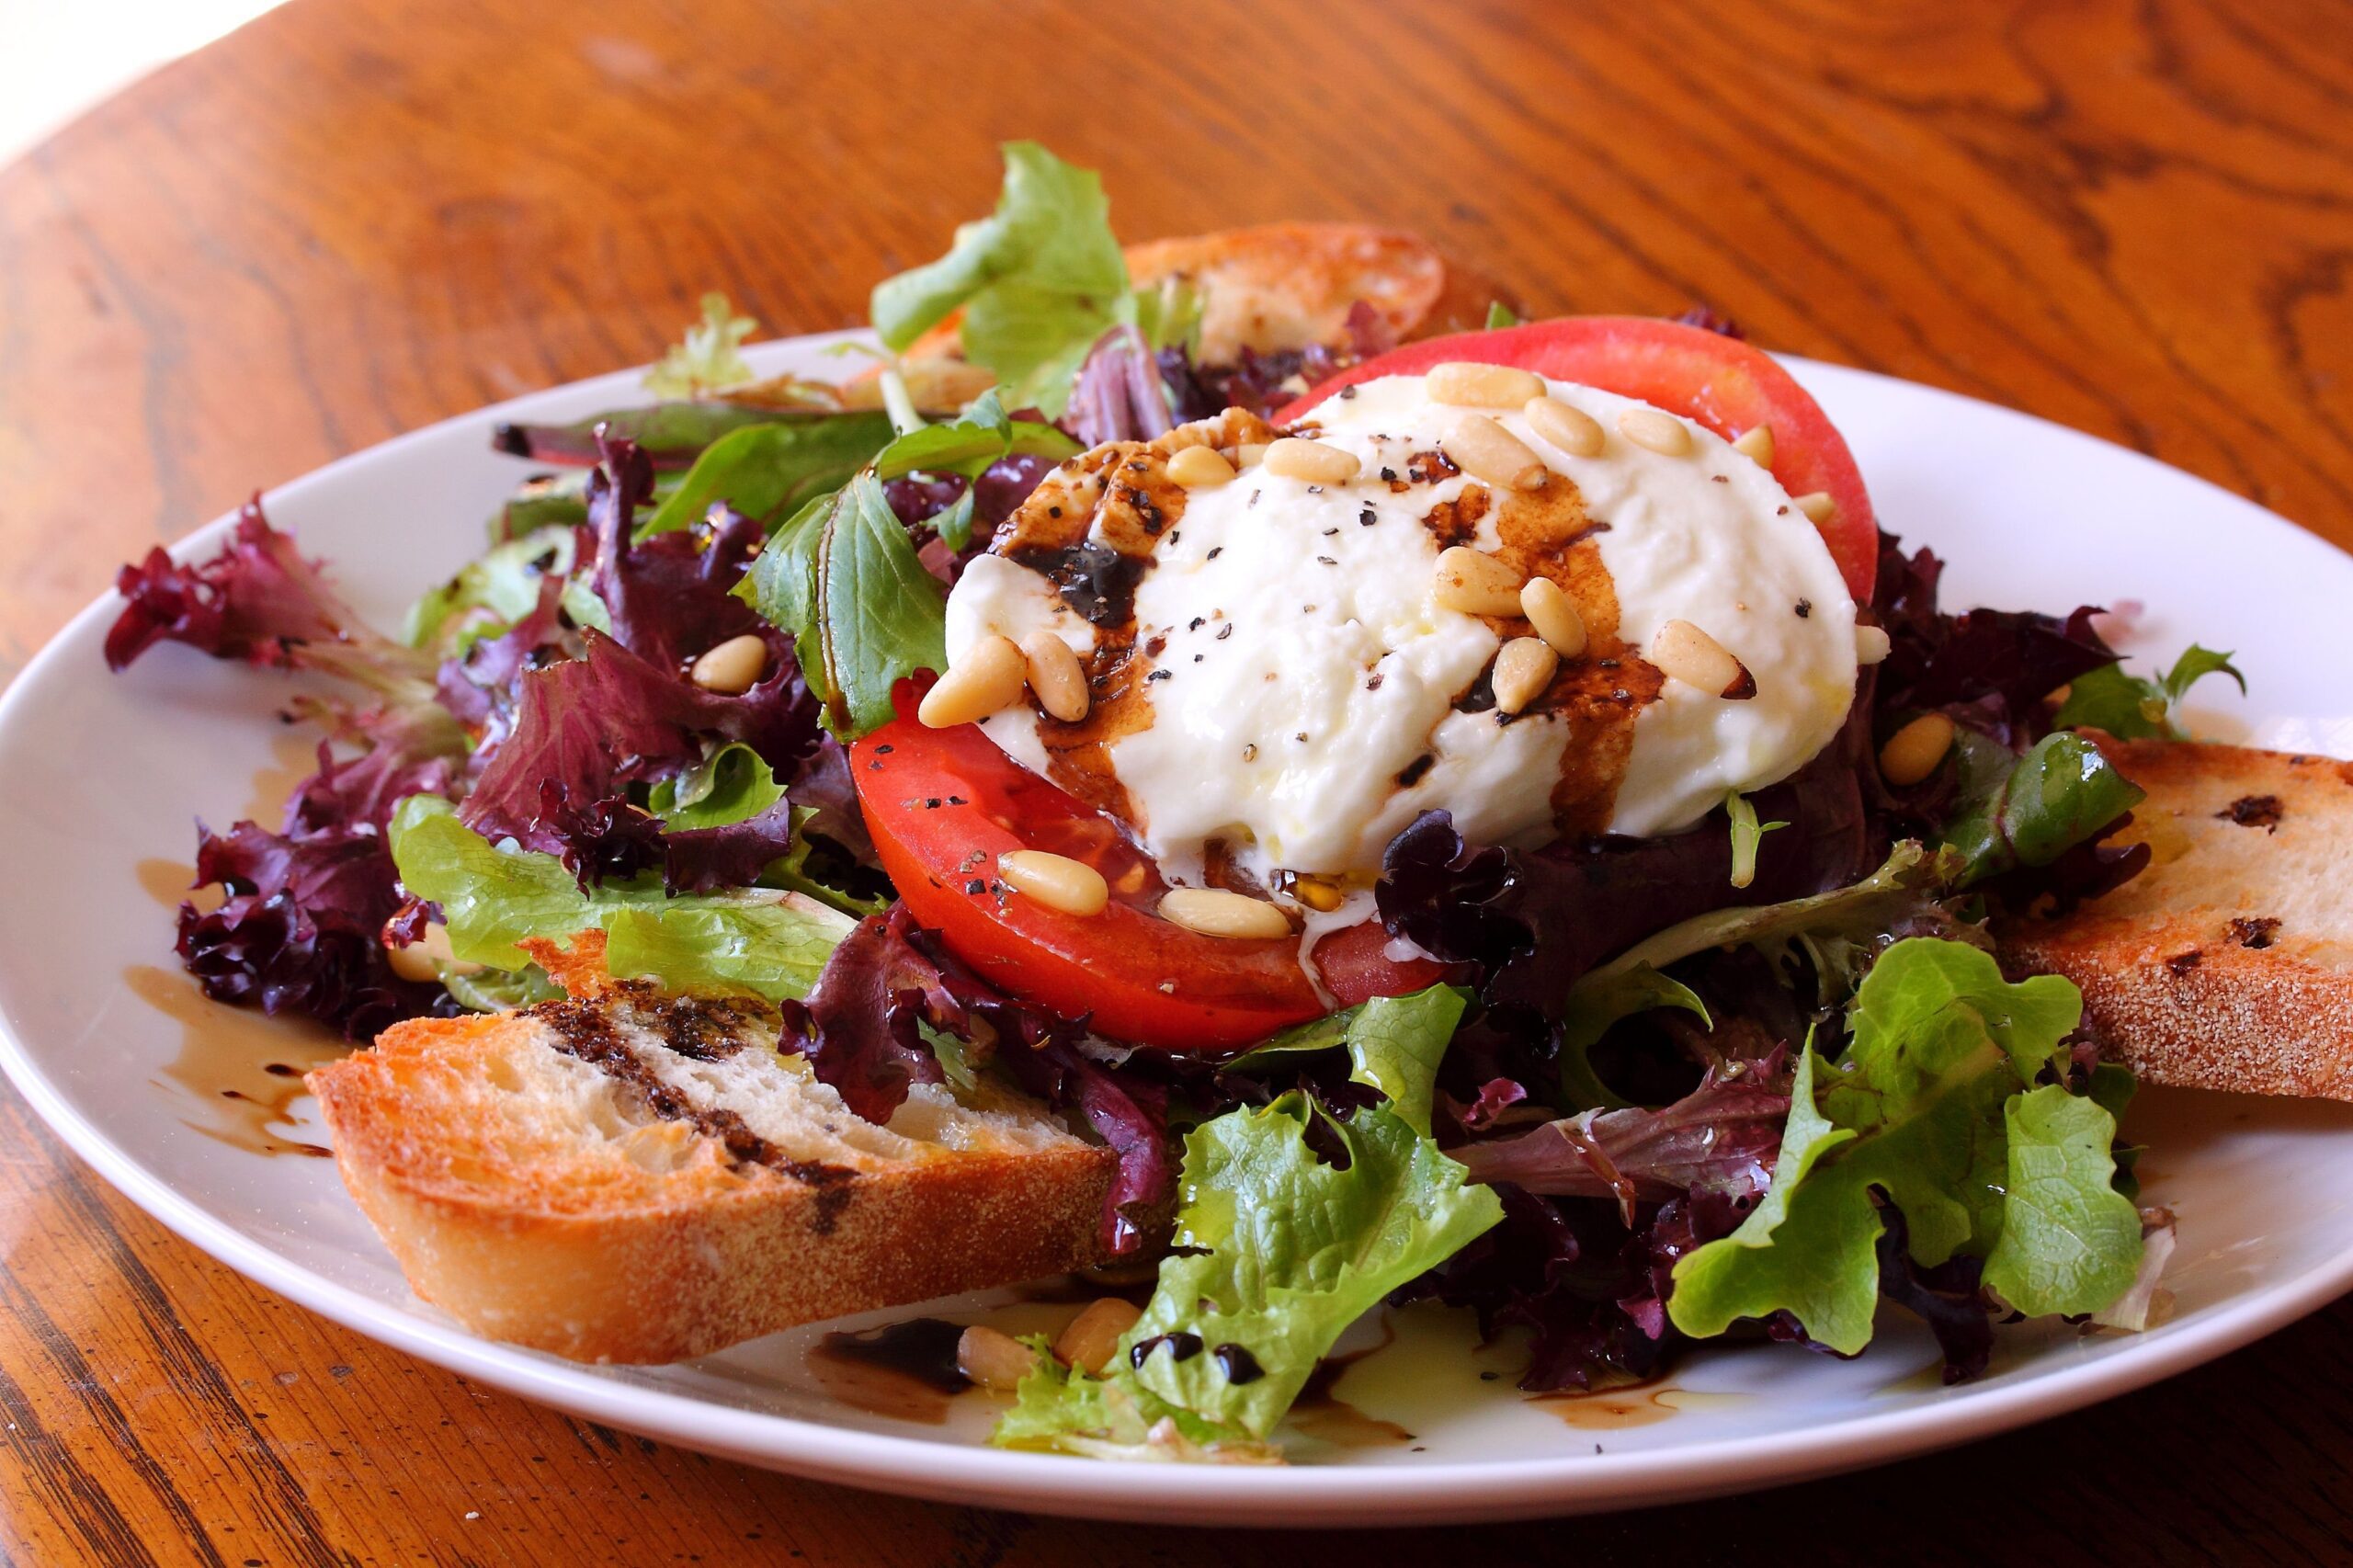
[308,932,1112,1363]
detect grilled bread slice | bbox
[1998,737,2353,1100]
[894,222,1517,369]
[309,935,1114,1363]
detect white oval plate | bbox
[3,334,2350,1527]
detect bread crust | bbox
[1998,737,2353,1101]
[311,953,1114,1363]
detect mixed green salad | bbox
[105,144,2225,1460]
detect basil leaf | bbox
[1939,731,2146,887]
[738,472,949,740]
[639,413,895,538]
[870,142,1132,416]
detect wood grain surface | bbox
[2,0,2350,1560]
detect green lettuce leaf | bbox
[388,796,851,996]
[1125,1096,1503,1437]
[1666,938,2137,1352]
[1556,963,1711,1111]
[403,525,582,653]
[638,413,895,538]
[995,986,1494,1449]
[1336,985,1466,1140]
[642,291,758,399]
[868,390,1080,550]
[999,1093,1503,1449]
[646,743,786,829]
[1571,841,1969,1021]
[1939,731,2146,888]
[1483,301,1520,330]
[1981,1085,2144,1316]
[1212,983,1468,1138]
[870,142,1131,415]
[737,472,949,739]
[2052,643,2245,741]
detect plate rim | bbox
[2,335,2348,1525]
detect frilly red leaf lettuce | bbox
[176,815,444,1039]
[780,905,1172,1253]
[1452,1056,1790,1222]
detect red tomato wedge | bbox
[1279,316,1880,600]
[854,693,1448,1053]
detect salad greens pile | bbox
[102,142,2218,1461]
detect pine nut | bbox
[918,634,1028,727]
[1165,444,1236,489]
[997,850,1108,916]
[1523,395,1606,459]
[1652,619,1755,699]
[1619,407,1693,456]
[1020,631,1091,722]
[1433,545,1526,617]
[1492,637,1559,714]
[384,922,478,982]
[1879,712,1957,787]
[1519,577,1588,659]
[1290,874,1346,912]
[1160,887,1294,939]
[689,633,768,695]
[384,933,438,983]
[1235,442,1270,467]
[1731,424,1776,467]
[1854,624,1892,665]
[957,1324,1041,1392]
[1053,1298,1142,1375]
[1263,437,1361,484]
[1426,361,1546,408]
[1446,414,1549,492]
[1793,491,1836,524]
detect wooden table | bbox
[3,0,2349,1559]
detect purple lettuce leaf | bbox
[776,907,952,1124]
[458,631,709,855]
[663,797,800,894]
[176,817,443,1039]
[1451,1057,1790,1222]
[585,435,769,669]
[107,497,440,699]
[780,905,1173,1253]
[1065,325,1177,448]
[1873,536,2120,743]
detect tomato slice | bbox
[855,694,1448,1053]
[1279,316,1879,601]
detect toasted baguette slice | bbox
[310,936,1113,1363]
[1998,737,2353,1100]
[894,222,1517,369]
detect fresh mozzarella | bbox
[942,374,1859,890]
